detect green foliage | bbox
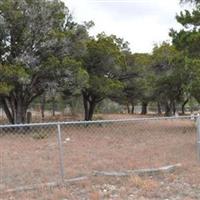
[180,0,200,4]
[151,42,190,115]
[1,0,199,123]
[184,58,200,102]
[0,83,12,95]
[113,52,152,108]
[171,1,200,103]
[0,0,79,124]
[32,132,49,140]
[170,3,200,57]
[79,33,128,120]
[82,34,126,99]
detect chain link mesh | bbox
[0,116,198,199]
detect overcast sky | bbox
[65,0,189,53]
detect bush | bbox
[32,132,49,139]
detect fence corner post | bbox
[197,116,200,161]
[57,123,65,184]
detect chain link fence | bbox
[0,116,198,199]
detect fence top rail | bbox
[0,115,197,128]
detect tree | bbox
[132,53,153,115]
[0,0,79,124]
[81,34,127,121]
[180,0,200,4]
[118,53,152,115]
[61,22,92,116]
[170,1,200,105]
[151,42,188,116]
[183,58,200,104]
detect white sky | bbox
[65,0,190,53]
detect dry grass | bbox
[129,176,159,191]
[0,115,199,199]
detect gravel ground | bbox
[2,168,200,200]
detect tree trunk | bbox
[1,87,43,124]
[27,112,32,124]
[182,99,189,115]
[165,102,172,116]
[0,99,14,124]
[82,92,98,121]
[52,97,56,117]
[127,103,130,114]
[1,98,28,124]
[14,101,27,124]
[131,104,134,114]
[83,99,96,121]
[83,93,89,120]
[157,101,162,115]
[141,102,148,115]
[172,101,176,115]
[0,90,31,125]
[16,105,24,124]
[88,101,96,121]
[40,93,46,120]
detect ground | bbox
[0,114,200,199]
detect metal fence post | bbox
[197,116,200,161]
[57,123,65,184]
